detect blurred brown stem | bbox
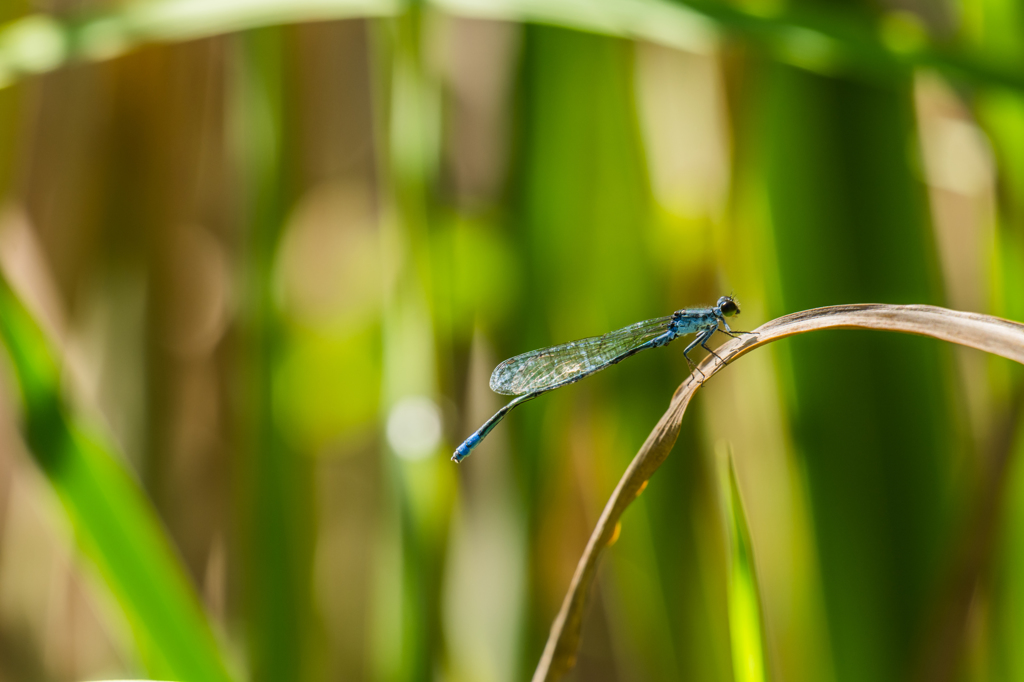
[912,384,1024,682]
[532,304,1024,682]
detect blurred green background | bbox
[0,0,1021,681]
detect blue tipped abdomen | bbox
[452,433,481,463]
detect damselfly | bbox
[453,296,748,462]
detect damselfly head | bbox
[717,296,740,317]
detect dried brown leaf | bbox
[532,304,1024,682]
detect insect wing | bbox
[489,316,674,395]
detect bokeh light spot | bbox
[386,396,441,461]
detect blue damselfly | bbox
[453,296,747,462]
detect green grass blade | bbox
[0,277,234,682]
[231,27,317,682]
[756,58,957,682]
[718,449,768,682]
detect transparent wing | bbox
[490,315,675,395]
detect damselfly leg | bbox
[682,329,715,382]
[700,333,725,364]
[716,329,755,338]
[715,317,756,339]
[707,323,757,367]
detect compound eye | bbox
[719,297,739,316]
